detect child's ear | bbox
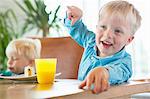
[127,36,134,45]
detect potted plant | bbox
[15,0,61,37]
[0,9,19,71]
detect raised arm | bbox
[64,6,95,48]
[66,6,83,26]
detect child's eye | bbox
[100,25,106,30]
[114,29,123,34]
[96,25,106,30]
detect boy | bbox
[5,38,41,75]
[64,0,141,94]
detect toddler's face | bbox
[96,15,134,57]
[7,51,31,74]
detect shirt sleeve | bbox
[64,17,95,48]
[104,55,132,85]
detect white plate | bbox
[0,73,61,81]
[0,74,37,81]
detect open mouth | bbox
[9,67,14,71]
[101,41,113,48]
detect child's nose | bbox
[103,29,113,39]
[7,59,13,65]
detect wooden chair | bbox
[39,37,84,79]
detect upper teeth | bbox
[103,41,111,45]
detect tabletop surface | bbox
[0,79,84,99]
[1,78,150,99]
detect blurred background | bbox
[0,0,150,79]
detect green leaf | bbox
[0,9,18,71]
[15,0,61,37]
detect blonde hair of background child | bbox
[98,0,142,35]
[6,38,41,60]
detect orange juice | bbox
[33,84,53,91]
[35,58,57,84]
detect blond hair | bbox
[6,38,41,60]
[99,0,141,35]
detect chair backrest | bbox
[39,37,84,79]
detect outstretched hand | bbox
[66,6,83,26]
[79,67,110,94]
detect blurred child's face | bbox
[7,51,31,74]
[96,15,134,57]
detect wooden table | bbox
[0,79,150,99]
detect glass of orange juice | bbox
[35,58,57,84]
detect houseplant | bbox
[15,0,61,37]
[0,9,19,71]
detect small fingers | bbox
[92,78,109,94]
[93,76,101,94]
[101,78,110,92]
[79,80,86,89]
[86,75,94,90]
[79,75,94,90]
[66,7,73,20]
[67,6,79,10]
[67,6,71,9]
